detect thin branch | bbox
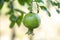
[12,28,15,40]
[28,33,34,40]
[36,2,39,13]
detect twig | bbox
[28,33,34,40]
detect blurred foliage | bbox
[58,2,60,8]
[15,9,24,26]
[9,15,16,28]
[4,0,9,2]
[40,6,51,17]
[10,21,15,28]
[50,1,58,6]
[50,0,60,13]
[35,0,44,3]
[18,0,25,5]
[0,0,60,28]
[56,9,60,13]
[0,0,4,9]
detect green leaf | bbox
[46,10,51,17]
[10,22,15,28]
[25,0,32,5]
[8,1,13,9]
[5,10,14,15]
[50,1,58,6]
[40,6,51,17]
[9,15,16,28]
[9,15,17,22]
[0,0,4,10]
[58,3,60,8]
[4,0,9,2]
[16,14,23,26]
[56,9,60,13]
[40,6,47,10]
[35,0,43,3]
[18,0,25,5]
[7,1,14,15]
[14,9,24,26]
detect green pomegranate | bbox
[23,13,40,30]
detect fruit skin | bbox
[23,13,40,30]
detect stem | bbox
[12,28,15,40]
[9,0,14,14]
[29,33,33,40]
[27,29,34,40]
[36,2,39,13]
[9,0,15,40]
[29,0,33,13]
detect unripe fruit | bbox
[23,13,40,30]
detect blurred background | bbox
[0,0,60,40]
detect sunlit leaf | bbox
[0,0,4,10]
[18,0,25,5]
[10,22,15,28]
[40,6,51,17]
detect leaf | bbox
[9,15,17,28]
[8,1,13,9]
[7,1,14,15]
[58,3,60,8]
[46,10,51,17]
[10,22,15,28]
[4,0,9,2]
[14,9,24,26]
[40,6,51,17]
[50,1,58,6]
[5,10,14,15]
[50,1,60,8]
[9,15,17,22]
[0,0,4,10]
[35,0,44,3]
[18,0,25,5]
[56,9,60,13]
[40,6,47,10]
[16,13,24,26]
[25,0,32,5]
